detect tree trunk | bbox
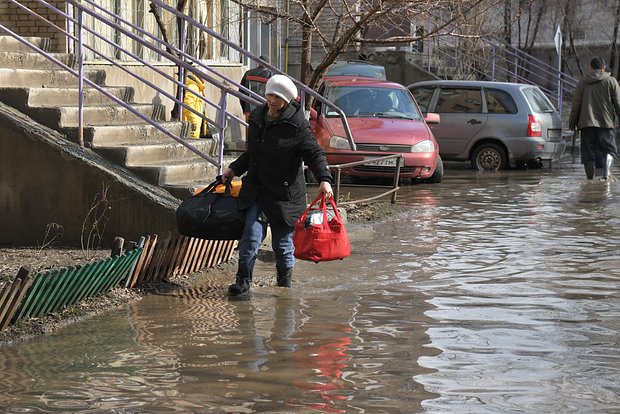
[300,5,312,86]
[504,0,511,45]
[611,0,620,79]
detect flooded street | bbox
[1,154,620,413]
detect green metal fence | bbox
[11,245,143,323]
[0,232,236,331]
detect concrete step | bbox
[25,103,166,129]
[85,122,189,146]
[94,139,216,166]
[0,35,51,53]
[130,158,217,186]
[0,68,105,88]
[0,86,134,108]
[0,51,76,69]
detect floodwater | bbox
[1,154,620,413]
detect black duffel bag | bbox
[176,177,246,240]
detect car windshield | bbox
[325,86,423,120]
[522,86,556,113]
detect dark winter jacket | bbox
[569,69,620,130]
[229,100,333,226]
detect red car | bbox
[310,76,443,183]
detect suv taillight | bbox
[528,114,542,137]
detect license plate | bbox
[364,157,404,167]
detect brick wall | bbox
[0,1,67,52]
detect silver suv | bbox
[408,80,566,170]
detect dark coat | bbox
[229,101,333,226]
[569,69,620,130]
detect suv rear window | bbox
[484,88,517,114]
[522,87,556,113]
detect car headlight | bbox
[411,140,435,152]
[329,135,352,150]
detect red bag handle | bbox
[305,193,341,223]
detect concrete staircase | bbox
[0,35,226,201]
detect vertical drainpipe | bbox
[285,0,290,73]
[77,7,84,147]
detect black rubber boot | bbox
[227,277,250,297]
[584,162,595,180]
[276,267,293,288]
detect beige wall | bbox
[0,103,179,247]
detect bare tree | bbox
[234,0,501,89]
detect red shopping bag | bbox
[293,193,351,263]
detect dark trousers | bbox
[580,127,617,164]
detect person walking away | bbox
[239,56,273,120]
[222,74,334,297]
[569,57,620,180]
[182,69,208,139]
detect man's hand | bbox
[221,168,235,183]
[319,180,333,200]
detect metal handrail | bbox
[426,32,578,113]
[327,153,403,205]
[1,0,357,177]
[148,0,357,151]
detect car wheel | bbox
[471,143,507,171]
[425,156,444,183]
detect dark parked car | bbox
[310,76,442,183]
[324,60,387,80]
[408,80,566,170]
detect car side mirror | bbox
[425,112,440,125]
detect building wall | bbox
[0,103,179,247]
[0,0,67,52]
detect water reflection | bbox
[0,156,619,412]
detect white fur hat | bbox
[265,74,298,103]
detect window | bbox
[435,88,482,113]
[522,87,556,113]
[410,87,434,113]
[485,89,517,114]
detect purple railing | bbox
[426,33,578,114]
[0,0,356,174]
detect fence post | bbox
[217,90,228,175]
[0,267,32,330]
[111,236,125,257]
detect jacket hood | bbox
[584,70,611,84]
